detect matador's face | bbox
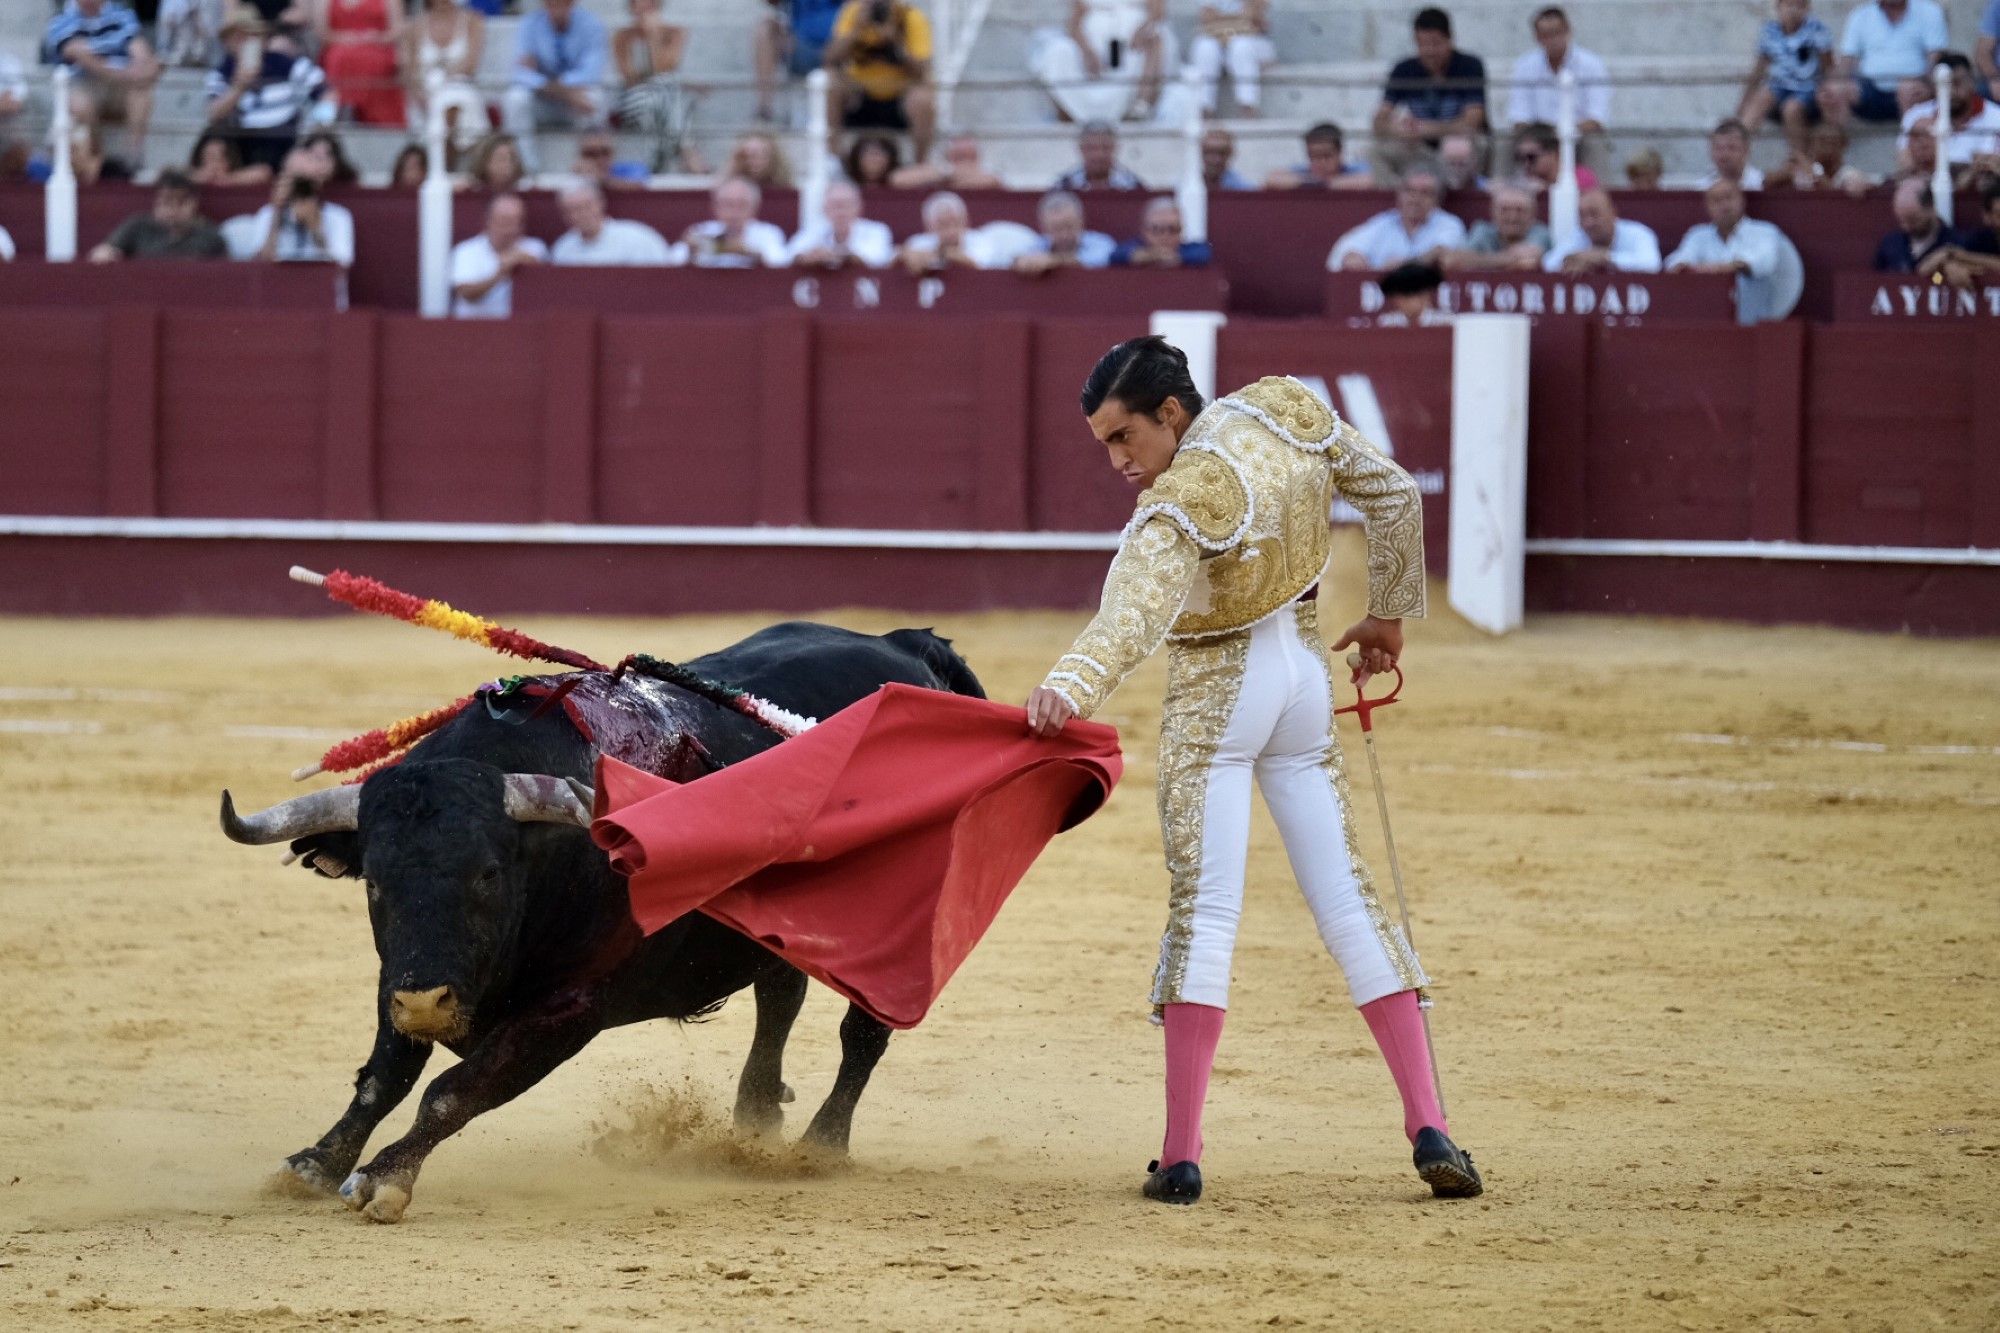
[1087,396,1190,490]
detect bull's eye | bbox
[476,865,502,888]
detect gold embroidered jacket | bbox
[1043,376,1426,719]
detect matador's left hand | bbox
[1332,615,1403,677]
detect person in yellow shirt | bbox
[825,0,936,160]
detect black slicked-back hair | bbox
[1080,335,1205,421]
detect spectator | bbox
[297,128,360,186]
[1375,261,1449,325]
[1543,188,1662,271]
[890,132,1004,189]
[1771,121,1876,193]
[1053,120,1143,190]
[318,0,404,126]
[1264,121,1373,190]
[1874,177,1962,269]
[33,123,136,186]
[244,147,356,266]
[1822,0,1948,124]
[45,0,162,166]
[1897,119,1942,179]
[450,193,547,316]
[571,128,647,190]
[389,140,428,188]
[188,128,275,186]
[1372,7,1487,180]
[682,176,790,267]
[205,10,328,175]
[463,132,528,191]
[1623,147,1664,189]
[726,130,794,188]
[158,0,224,69]
[0,51,24,144]
[243,0,313,44]
[1198,127,1254,190]
[897,190,1002,271]
[845,133,901,187]
[1442,183,1549,270]
[756,0,845,123]
[1917,183,2000,286]
[406,0,488,154]
[1665,179,1802,323]
[826,0,937,161]
[88,170,228,262]
[1031,0,1175,124]
[1013,189,1115,272]
[1327,167,1468,271]
[1190,0,1275,117]
[615,0,692,172]
[1507,8,1610,170]
[0,224,13,261]
[786,179,896,268]
[503,0,610,173]
[1111,197,1212,267]
[1900,54,2000,175]
[1697,118,1765,190]
[1438,132,1487,190]
[552,181,678,264]
[1739,0,1835,156]
[1511,121,1597,191]
[1981,0,1999,94]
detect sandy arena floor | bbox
[2,557,1997,1330]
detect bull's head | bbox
[220,762,593,1044]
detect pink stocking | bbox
[1160,1002,1226,1166]
[1360,989,1447,1142]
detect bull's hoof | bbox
[340,1168,415,1224]
[266,1152,344,1200]
[733,1082,798,1137]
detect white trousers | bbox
[1187,32,1275,112]
[1150,602,1425,1012]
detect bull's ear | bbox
[501,774,594,828]
[289,833,364,879]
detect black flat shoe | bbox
[1142,1159,1203,1205]
[1412,1127,1484,1198]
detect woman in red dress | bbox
[317,0,406,127]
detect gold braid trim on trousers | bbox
[1294,600,1429,993]
[1149,631,1250,1011]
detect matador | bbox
[1024,336,1483,1205]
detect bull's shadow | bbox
[220,622,984,1224]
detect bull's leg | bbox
[275,1004,432,1197]
[341,991,603,1224]
[800,1002,892,1155]
[734,964,808,1135]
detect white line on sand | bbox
[1484,726,2000,758]
[1415,762,1999,807]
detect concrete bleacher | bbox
[1,0,1989,186]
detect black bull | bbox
[220,622,985,1223]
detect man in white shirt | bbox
[1696,118,1766,190]
[450,194,549,319]
[1327,168,1468,270]
[551,182,678,265]
[1665,180,1802,324]
[897,190,1002,272]
[786,180,896,269]
[1507,7,1610,170]
[1012,190,1117,273]
[1543,188,1662,272]
[1899,53,2000,166]
[682,176,790,268]
[1822,0,1949,123]
[246,152,355,267]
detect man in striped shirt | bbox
[204,11,328,173]
[44,0,161,165]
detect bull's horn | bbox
[219,785,361,845]
[502,774,595,828]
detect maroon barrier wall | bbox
[7,184,1975,318]
[512,266,1227,317]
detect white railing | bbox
[45,67,77,262]
[1550,69,1580,242]
[418,69,452,316]
[1931,63,1953,228]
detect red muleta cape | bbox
[589,683,1123,1029]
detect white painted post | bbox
[1149,310,1227,401]
[418,70,452,316]
[1931,63,1954,228]
[1549,68,1579,243]
[1446,314,1531,634]
[1176,65,1207,243]
[803,68,831,231]
[46,67,77,262]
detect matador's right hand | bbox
[1024,687,1076,739]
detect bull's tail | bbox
[886,628,987,700]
